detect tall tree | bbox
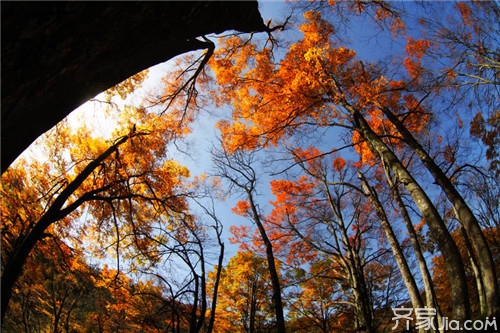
[207,251,276,333]
[190,188,227,333]
[268,147,402,332]
[358,172,425,323]
[206,4,500,321]
[382,164,443,329]
[212,146,286,333]
[286,260,345,333]
[1,104,191,320]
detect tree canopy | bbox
[2,1,499,332]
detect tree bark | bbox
[206,238,224,333]
[346,104,470,324]
[385,172,443,332]
[460,226,487,315]
[246,189,287,333]
[379,105,499,317]
[249,279,257,333]
[358,172,425,322]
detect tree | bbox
[139,209,226,333]
[211,146,286,333]
[207,251,276,333]
[286,260,348,333]
[2,233,184,332]
[358,172,426,318]
[190,184,227,333]
[391,1,500,316]
[382,165,443,329]
[268,147,403,332]
[415,2,500,178]
[2,237,95,332]
[208,3,500,321]
[1,103,191,320]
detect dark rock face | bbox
[1,1,266,172]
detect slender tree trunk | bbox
[380,105,499,317]
[195,238,207,333]
[388,174,443,333]
[188,274,200,333]
[324,182,374,333]
[64,293,81,333]
[249,280,257,333]
[460,226,487,315]
[347,104,470,324]
[246,189,286,333]
[206,242,224,333]
[358,172,425,322]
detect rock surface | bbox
[1,1,266,172]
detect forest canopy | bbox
[1,1,499,332]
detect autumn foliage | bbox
[2,1,500,332]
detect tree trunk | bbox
[460,226,487,315]
[388,174,443,332]
[351,263,374,333]
[1,134,130,320]
[380,105,499,317]
[188,275,200,333]
[323,181,374,333]
[358,172,425,320]
[206,242,224,333]
[247,190,286,333]
[347,104,470,324]
[250,279,258,333]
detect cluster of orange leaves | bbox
[209,10,431,170]
[404,37,433,80]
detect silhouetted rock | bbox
[1,1,266,172]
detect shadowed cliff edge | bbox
[1,1,267,173]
